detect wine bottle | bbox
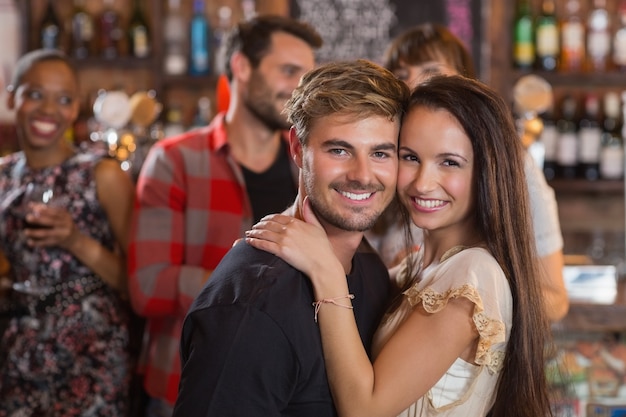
[539,110,558,181]
[513,0,534,70]
[213,6,233,75]
[535,0,559,71]
[556,94,579,179]
[599,92,624,179]
[163,105,186,138]
[189,0,211,76]
[613,0,626,71]
[164,0,188,75]
[128,0,151,59]
[578,94,602,180]
[40,0,62,50]
[99,0,122,59]
[560,0,585,73]
[71,0,94,59]
[586,0,611,72]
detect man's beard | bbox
[304,176,387,232]
[244,71,292,131]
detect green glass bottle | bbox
[513,0,535,70]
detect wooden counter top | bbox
[554,281,626,333]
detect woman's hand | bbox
[246,198,338,278]
[23,205,80,250]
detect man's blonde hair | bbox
[285,59,410,144]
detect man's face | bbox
[293,113,400,232]
[244,32,316,131]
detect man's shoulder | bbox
[189,242,298,312]
[156,126,216,153]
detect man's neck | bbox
[225,103,283,173]
[289,199,364,275]
[326,229,364,275]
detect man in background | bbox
[127,15,322,417]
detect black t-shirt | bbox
[241,140,297,223]
[174,240,390,417]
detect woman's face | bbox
[8,60,79,151]
[397,105,476,240]
[392,60,458,89]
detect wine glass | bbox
[12,183,56,296]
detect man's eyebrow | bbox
[322,139,397,152]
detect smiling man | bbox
[173,60,410,417]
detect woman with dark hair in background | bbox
[371,22,569,322]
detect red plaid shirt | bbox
[128,114,297,405]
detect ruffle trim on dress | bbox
[403,283,506,374]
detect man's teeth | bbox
[341,191,372,201]
[33,120,56,134]
[416,199,445,208]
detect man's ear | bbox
[230,51,251,83]
[288,127,303,168]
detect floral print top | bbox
[0,145,131,417]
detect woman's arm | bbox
[79,158,134,294]
[247,203,478,417]
[24,158,134,295]
[538,249,568,321]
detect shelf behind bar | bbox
[513,70,626,87]
[548,179,624,194]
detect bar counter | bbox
[555,280,626,333]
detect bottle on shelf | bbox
[163,105,186,138]
[242,0,257,21]
[539,109,559,181]
[556,94,579,179]
[560,0,585,73]
[191,96,213,129]
[163,0,188,76]
[513,0,535,70]
[586,0,611,73]
[128,0,151,59]
[39,0,62,51]
[98,0,123,59]
[213,6,234,76]
[599,92,624,180]
[535,0,559,71]
[578,93,603,181]
[613,0,626,71]
[70,0,94,59]
[189,0,211,76]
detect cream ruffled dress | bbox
[372,246,513,417]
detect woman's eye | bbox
[443,159,460,167]
[26,90,43,100]
[400,153,418,162]
[58,96,75,105]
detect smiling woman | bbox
[0,49,135,416]
[247,75,554,417]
